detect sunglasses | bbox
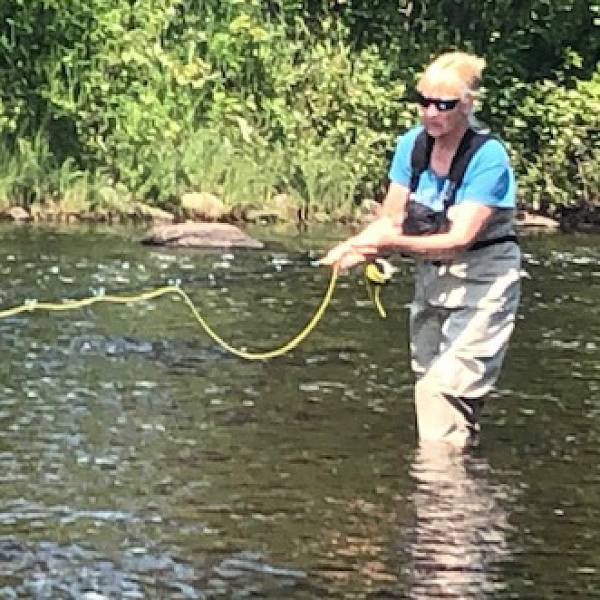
[415,92,460,112]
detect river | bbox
[0,223,598,598]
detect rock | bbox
[311,210,329,223]
[242,194,301,224]
[132,202,174,224]
[141,222,264,248]
[29,204,46,221]
[180,192,226,221]
[228,202,260,222]
[266,193,301,222]
[516,211,560,230]
[1,206,31,221]
[243,208,280,224]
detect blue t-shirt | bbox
[388,125,516,210]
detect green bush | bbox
[0,0,598,216]
[495,65,600,210]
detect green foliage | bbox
[196,15,415,209]
[0,0,598,215]
[0,133,53,207]
[0,131,108,212]
[176,128,283,205]
[500,67,600,209]
[311,0,599,80]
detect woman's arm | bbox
[377,182,410,221]
[319,183,409,269]
[357,202,495,255]
[321,202,495,268]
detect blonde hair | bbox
[418,51,486,100]
[418,51,488,130]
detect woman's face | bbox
[417,78,472,138]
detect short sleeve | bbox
[456,139,516,208]
[388,126,423,186]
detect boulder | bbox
[266,193,301,222]
[180,192,226,221]
[141,222,264,248]
[1,206,31,222]
[242,194,301,224]
[133,202,175,223]
[516,211,560,231]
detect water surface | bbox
[0,224,599,598]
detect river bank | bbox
[2,188,600,236]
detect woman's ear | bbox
[460,96,474,115]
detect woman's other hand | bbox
[320,240,371,270]
[320,216,399,269]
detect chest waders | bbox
[406,128,521,447]
[407,128,519,253]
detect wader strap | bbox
[409,133,434,193]
[409,128,493,209]
[469,234,519,252]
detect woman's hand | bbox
[320,239,376,270]
[320,216,399,270]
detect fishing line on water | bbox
[0,264,341,360]
[0,258,394,359]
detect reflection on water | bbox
[407,444,512,599]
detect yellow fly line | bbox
[0,263,342,361]
[0,259,396,359]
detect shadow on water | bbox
[0,224,599,598]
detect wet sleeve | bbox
[458,140,516,209]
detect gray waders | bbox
[409,211,521,447]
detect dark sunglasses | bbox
[415,92,460,111]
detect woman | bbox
[321,51,521,448]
